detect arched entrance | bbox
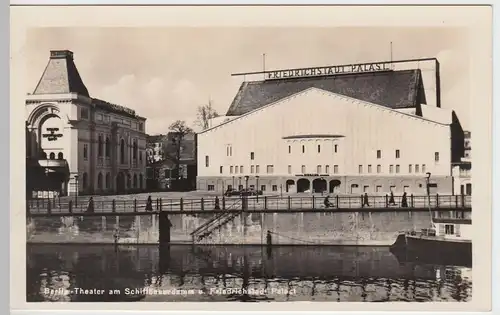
[312,178,327,193]
[296,178,310,193]
[116,172,125,193]
[329,180,341,193]
[286,179,295,193]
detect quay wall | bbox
[26,209,470,246]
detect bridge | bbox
[26,194,472,217]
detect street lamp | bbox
[244,175,249,191]
[239,177,242,190]
[74,175,79,206]
[232,176,235,190]
[425,172,431,206]
[280,184,283,198]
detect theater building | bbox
[196,58,467,195]
[25,50,147,198]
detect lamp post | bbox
[256,176,260,202]
[280,184,283,198]
[239,176,242,190]
[244,175,249,191]
[74,175,79,206]
[244,175,249,211]
[232,176,235,190]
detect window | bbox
[83,144,88,160]
[133,140,137,160]
[396,150,400,159]
[377,150,381,159]
[358,165,363,174]
[105,173,111,189]
[334,165,339,174]
[445,224,455,235]
[288,145,291,154]
[139,151,142,162]
[220,166,223,174]
[240,166,244,173]
[261,185,266,191]
[57,152,63,160]
[205,155,209,167]
[49,152,55,160]
[325,165,330,174]
[409,164,412,173]
[376,185,383,193]
[230,146,233,156]
[334,144,338,153]
[251,165,254,173]
[272,185,278,192]
[80,107,89,119]
[415,164,420,173]
[301,165,306,173]
[317,145,321,153]
[389,165,394,173]
[120,139,125,164]
[422,164,426,173]
[226,147,229,156]
[435,152,440,162]
[235,166,239,174]
[238,185,243,190]
[105,137,111,157]
[363,185,370,192]
[288,165,292,174]
[302,145,305,153]
[317,165,321,173]
[377,165,381,173]
[230,166,234,174]
[396,165,400,173]
[266,165,274,174]
[250,152,254,160]
[98,135,103,157]
[208,185,215,191]
[139,123,144,131]
[256,165,260,173]
[368,165,372,173]
[250,185,255,190]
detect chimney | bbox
[50,50,74,60]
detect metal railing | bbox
[26,194,472,215]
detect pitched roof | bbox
[32,50,89,97]
[225,69,422,116]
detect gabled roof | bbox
[226,69,422,116]
[32,50,89,97]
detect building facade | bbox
[196,58,467,195]
[25,50,147,198]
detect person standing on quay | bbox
[401,192,408,208]
[389,191,396,206]
[145,195,153,211]
[214,196,220,210]
[86,197,94,213]
[362,192,370,207]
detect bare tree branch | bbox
[195,99,219,130]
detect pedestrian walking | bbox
[389,191,396,206]
[214,196,220,210]
[401,192,408,208]
[362,192,370,207]
[145,195,153,211]
[86,197,94,213]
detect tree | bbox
[195,100,219,130]
[163,120,194,180]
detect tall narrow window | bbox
[302,145,305,153]
[415,164,420,173]
[325,165,330,174]
[220,166,223,174]
[230,166,233,174]
[266,165,274,174]
[377,150,381,159]
[317,145,321,153]
[288,165,292,174]
[301,165,306,173]
[377,165,381,173]
[240,166,244,173]
[133,140,137,160]
[396,165,400,173]
[368,165,372,173]
[334,165,339,174]
[250,152,254,160]
[435,152,440,162]
[256,165,260,173]
[422,164,426,173]
[409,164,413,173]
[317,165,322,174]
[205,155,209,167]
[105,137,110,157]
[120,139,125,164]
[251,165,254,173]
[98,135,103,157]
[395,150,400,159]
[235,166,239,174]
[358,165,363,174]
[334,144,338,153]
[288,145,291,154]
[389,165,394,173]
[83,144,88,160]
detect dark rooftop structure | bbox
[30,50,144,120]
[226,69,425,116]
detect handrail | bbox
[190,198,242,236]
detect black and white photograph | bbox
[11,4,492,311]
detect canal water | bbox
[26,244,472,302]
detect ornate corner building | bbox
[25,50,148,198]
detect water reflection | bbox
[26,244,472,302]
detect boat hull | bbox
[390,233,472,267]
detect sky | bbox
[25,27,470,135]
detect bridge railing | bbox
[26,194,472,214]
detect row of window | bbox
[82,172,144,190]
[358,164,427,174]
[83,140,143,165]
[220,148,441,163]
[208,184,280,192]
[40,152,64,160]
[81,108,144,132]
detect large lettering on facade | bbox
[266,62,392,80]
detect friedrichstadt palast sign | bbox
[266,62,393,80]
